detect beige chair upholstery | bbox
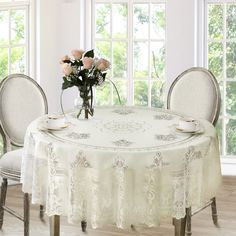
[0,149,22,180]
[167,67,221,236]
[0,74,48,236]
[167,67,221,125]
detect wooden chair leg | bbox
[0,178,8,229]
[39,205,45,222]
[131,224,136,231]
[173,216,186,236]
[24,193,30,236]
[186,207,192,236]
[211,197,219,227]
[50,215,60,236]
[81,220,87,232]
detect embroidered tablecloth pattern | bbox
[21,107,221,228]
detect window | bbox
[0,0,30,81]
[206,0,236,159]
[0,0,31,154]
[92,0,166,107]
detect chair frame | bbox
[167,67,221,126]
[0,74,48,147]
[167,67,221,235]
[0,74,48,236]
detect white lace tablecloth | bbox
[21,107,221,229]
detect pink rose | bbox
[71,49,84,60]
[60,55,70,64]
[96,58,110,71]
[62,63,73,76]
[82,57,94,69]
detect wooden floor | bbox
[0,176,235,236]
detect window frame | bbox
[204,0,236,161]
[0,0,34,79]
[90,0,166,107]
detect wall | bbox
[36,0,82,113]
[165,0,196,90]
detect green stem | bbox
[60,90,66,118]
[77,108,82,118]
[107,78,122,105]
[85,109,89,119]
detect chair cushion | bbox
[0,149,23,181]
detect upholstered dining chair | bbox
[167,67,221,235]
[0,74,48,236]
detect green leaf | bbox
[102,73,107,79]
[62,80,73,90]
[62,83,69,90]
[63,60,71,64]
[73,60,83,66]
[84,49,94,58]
[79,69,88,78]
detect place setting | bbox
[38,114,69,132]
[174,117,204,135]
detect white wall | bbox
[36,0,82,113]
[166,0,196,89]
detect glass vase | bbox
[76,86,94,119]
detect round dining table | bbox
[20,106,221,236]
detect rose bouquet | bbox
[60,49,111,119]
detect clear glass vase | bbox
[61,86,94,120]
[76,87,94,119]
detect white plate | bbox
[39,123,69,131]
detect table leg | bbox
[173,216,186,236]
[50,215,60,236]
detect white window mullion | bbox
[85,0,92,50]
[8,9,11,74]
[110,3,114,105]
[92,0,98,105]
[128,0,133,106]
[25,5,29,75]
[28,0,34,67]
[222,3,227,157]
[148,2,151,107]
